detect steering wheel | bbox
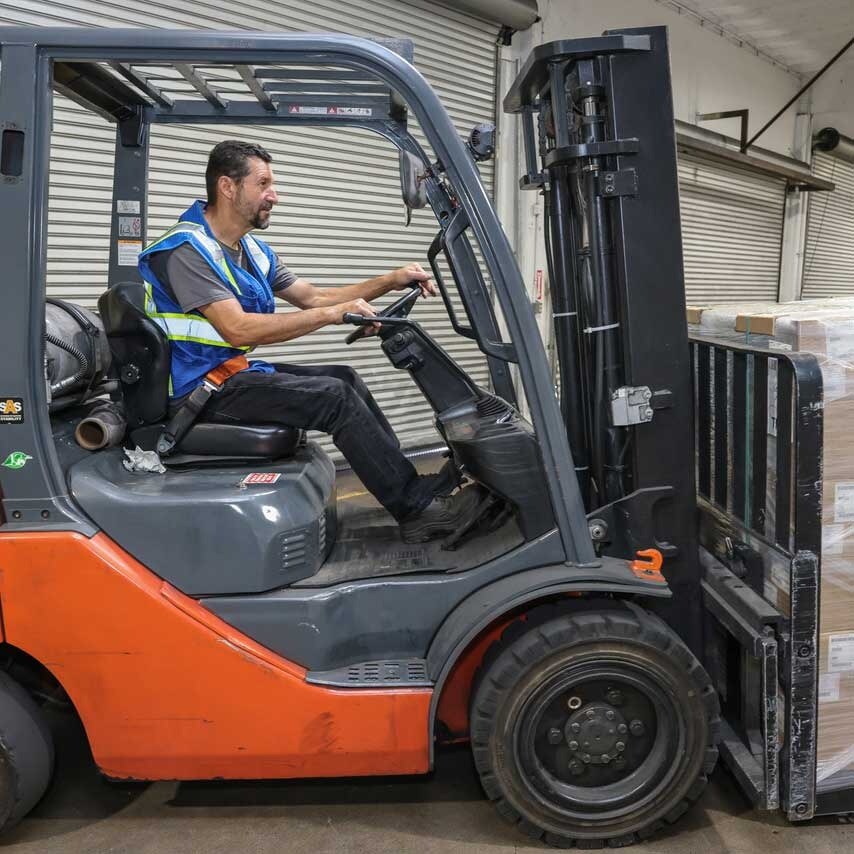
[344,285,422,345]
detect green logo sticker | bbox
[2,452,33,470]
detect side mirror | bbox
[399,150,428,225]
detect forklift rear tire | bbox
[470,602,719,848]
[0,671,54,833]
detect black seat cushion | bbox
[179,422,302,458]
[129,421,303,459]
[100,283,301,459]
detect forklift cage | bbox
[0,27,595,566]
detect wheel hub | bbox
[564,703,626,765]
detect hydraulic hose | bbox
[45,331,89,396]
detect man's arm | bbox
[279,262,437,310]
[199,296,378,348]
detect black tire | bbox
[0,671,54,832]
[470,602,719,848]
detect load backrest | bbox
[98,283,170,426]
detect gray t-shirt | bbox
[147,240,297,313]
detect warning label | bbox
[240,472,282,487]
[287,105,373,117]
[118,216,142,238]
[0,398,23,425]
[117,240,142,267]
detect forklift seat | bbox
[98,282,302,459]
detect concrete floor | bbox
[3,710,854,854]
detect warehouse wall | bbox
[810,56,854,139]
[509,0,802,158]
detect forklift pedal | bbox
[305,659,432,688]
[441,489,502,551]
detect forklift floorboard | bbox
[294,496,524,587]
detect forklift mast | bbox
[504,27,701,650]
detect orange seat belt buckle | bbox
[630,548,665,582]
[205,354,250,388]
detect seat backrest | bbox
[98,282,170,426]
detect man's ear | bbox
[217,175,237,203]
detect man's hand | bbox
[391,262,438,297]
[330,298,381,335]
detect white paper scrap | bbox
[829,633,854,673]
[819,672,840,703]
[835,483,854,523]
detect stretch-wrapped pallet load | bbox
[688,297,854,792]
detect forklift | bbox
[0,23,829,847]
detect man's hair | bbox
[205,140,272,204]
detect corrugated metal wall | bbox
[1,0,498,450]
[802,151,854,298]
[678,152,786,304]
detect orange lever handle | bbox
[631,548,663,572]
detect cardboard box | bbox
[693,298,854,792]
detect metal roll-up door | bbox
[678,151,786,304]
[6,0,498,451]
[802,151,854,298]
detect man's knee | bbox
[328,364,364,389]
[316,377,362,430]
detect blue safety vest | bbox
[138,200,278,398]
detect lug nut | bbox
[586,709,596,719]
[548,728,563,745]
[601,754,611,763]
[569,740,579,750]
[582,754,591,763]
[617,723,628,734]
[568,696,582,710]
[568,760,585,776]
[605,710,615,721]
[606,689,623,706]
[629,720,645,736]
[570,722,581,734]
[616,742,625,752]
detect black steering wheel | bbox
[344,285,422,345]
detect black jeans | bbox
[199,363,436,521]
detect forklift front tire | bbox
[0,670,54,833]
[470,603,719,848]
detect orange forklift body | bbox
[0,532,431,780]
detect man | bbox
[138,140,476,542]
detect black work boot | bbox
[400,484,483,544]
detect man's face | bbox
[231,157,279,230]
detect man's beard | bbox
[249,206,272,230]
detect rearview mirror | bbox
[399,150,428,223]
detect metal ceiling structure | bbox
[661,0,854,76]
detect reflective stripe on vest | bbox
[143,283,249,350]
[146,221,244,294]
[244,234,271,279]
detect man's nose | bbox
[267,187,279,205]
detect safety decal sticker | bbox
[287,105,373,117]
[117,240,142,267]
[2,451,32,470]
[0,398,23,424]
[118,216,142,238]
[239,472,282,487]
[117,199,141,214]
